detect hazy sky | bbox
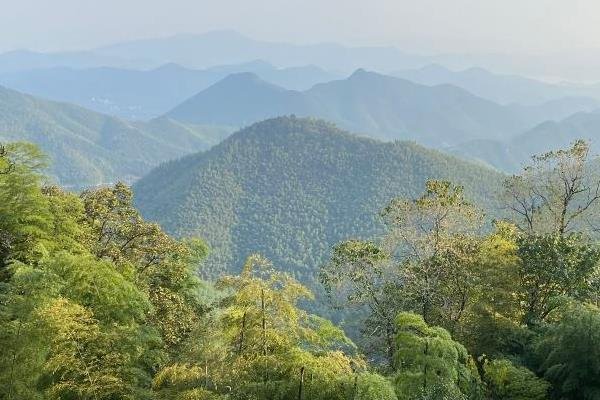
[2,0,600,54]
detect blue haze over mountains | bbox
[3,29,600,184]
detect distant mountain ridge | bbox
[0,31,426,74]
[0,61,339,119]
[450,110,600,172]
[6,30,600,81]
[0,85,230,187]
[393,64,600,106]
[92,30,426,72]
[166,69,597,147]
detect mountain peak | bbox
[213,71,287,91]
[222,71,262,81]
[152,62,190,73]
[420,63,452,73]
[349,68,374,79]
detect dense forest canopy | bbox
[133,117,502,295]
[2,129,600,399]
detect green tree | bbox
[155,255,364,400]
[320,240,400,366]
[81,183,208,351]
[483,359,549,400]
[458,222,529,358]
[0,142,51,277]
[502,140,600,236]
[381,180,483,328]
[516,233,600,325]
[392,312,482,400]
[2,252,161,400]
[351,373,398,400]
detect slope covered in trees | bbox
[0,85,230,187]
[166,70,590,147]
[134,116,503,286]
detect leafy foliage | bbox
[533,303,600,400]
[392,313,482,400]
[483,359,550,400]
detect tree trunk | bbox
[298,366,305,400]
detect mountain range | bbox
[166,69,598,147]
[0,61,339,119]
[0,30,426,74]
[7,30,600,82]
[133,116,503,287]
[451,110,600,172]
[0,84,230,187]
[393,64,600,106]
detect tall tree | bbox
[155,255,371,400]
[0,143,51,277]
[516,233,600,325]
[380,180,483,328]
[392,312,482,400]
[320,240,400,367]
[502,140,600,235]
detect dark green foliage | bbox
[516,234,600,325]
[533,303,600,400]
[392,313,483,400]
[483,359,550,400]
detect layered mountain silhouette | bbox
[0,61,338,119]
[393,64,600,106]
[166,69,595,147]
[451,110,600,172]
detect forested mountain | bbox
[451,110,600,172]
[134,116,503,287]
[167,69,593,147]
[393,64,600,106]
[0,85,230,187]
[0,61,338,119]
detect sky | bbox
[2,0,600,55]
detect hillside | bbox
[166,69,590,148]
[0,61,338,119]
[0,85,230,187]
[134,116,503,286]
